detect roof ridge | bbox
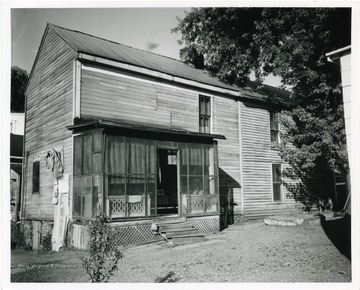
[47,22,187,65]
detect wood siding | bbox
[23,27,77,220]
[80,65,199,132]
[213,97,242,214]
[240,103,300,218]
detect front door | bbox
[157,149,178,215]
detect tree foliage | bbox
[173,8,350,207]
[11,66,29,112]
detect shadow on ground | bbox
[321,215,351,261]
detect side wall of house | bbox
[23,27,77,220]
[213,97,242,215]
[80,64,198,131]
[240,102,300,218]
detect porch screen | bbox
[106,136,155,218]
[180,142,218,214]
[73,130,103,219]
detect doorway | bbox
[157,149,178,215]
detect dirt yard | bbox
[10,216,351,283]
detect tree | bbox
[173,8,351,209]
[11,66,29,112]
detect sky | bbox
[11,8,188,73]
[11,7,283,87]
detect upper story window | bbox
[270,112,279,147]
[199,95,211,133]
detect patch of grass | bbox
[11,266,89,283]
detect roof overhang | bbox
[326,45,351,64]
[67,118,226,141]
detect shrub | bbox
[82,211,123,283]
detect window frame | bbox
[32,160,40,194]
[272,163,283,202]
[199,95,212,134]
[270,111,280,147]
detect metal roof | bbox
[48,23,291,104]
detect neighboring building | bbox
[22,23,302,250]
[326,46,351,213]
[10,112,24,222]
[10,112,25,135]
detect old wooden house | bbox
[22,23,301,250]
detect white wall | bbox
[10,112,24,135]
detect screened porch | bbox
[70,122,223,221]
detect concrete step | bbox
[172,234,205,245]
[165,228,199,239]
[153,217,186,225]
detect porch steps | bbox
[152,219,205,245]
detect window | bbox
[73,130,103,219]
[270,112,279,146]
[199,95,211,133]
[106,136,156,217]
[32,160,40,193]
[180,142,218,214]
[272,164,282,202]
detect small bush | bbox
[82,211,123,283]
[11,223,31,250]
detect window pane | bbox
[180,176,188,195]
[92,175,101,214]
[127,176,145,195]
[204,145,215,176]
[272,164,281,182]
[200,97,206,115]
[107,136,126,174]
[204,117,210,133]
[180,145,188,175]
[74,136,82,176]
[82,176,92,218]
[204,175,217,195]
[270,112,278,130]
[108,175,125,196]
[205,98,211,116]
[83,134,92,175]
[32,161,40,193]
[73,177,82,217]
[148,141,156,175]
[273,184,281,201]
[271,130,278,144]
[128,139,145,174]
[189,145,202,175]
[147,175,156,216]
[189,176,203,194]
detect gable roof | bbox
[47,23,291,105]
